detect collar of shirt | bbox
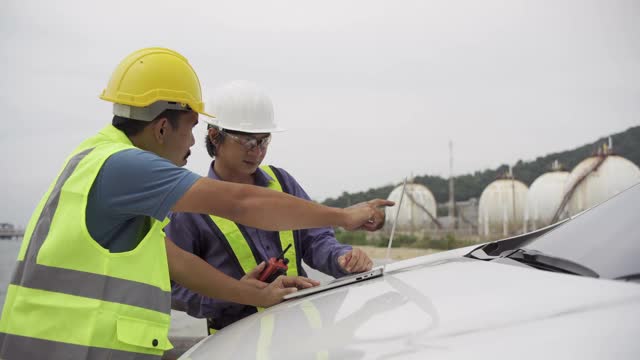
[207,160,274,188]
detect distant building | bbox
[379,144,640,244]
[525,161,570,231]
[563,154,640,217]
[478,174,528,239]
[0,223,14,230]
[433,198,479,239]
[0,223,23,240]
[454,198,479,232]
[384,182,439,233]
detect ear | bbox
[152,118,169,144]
[208,127,221,144]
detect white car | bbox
[179,183,640,360]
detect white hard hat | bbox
[202,80,285,133]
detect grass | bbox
[335,229,479,252]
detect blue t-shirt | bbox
[86,148,201,252]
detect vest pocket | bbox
[116,315,173,351]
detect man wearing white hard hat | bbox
[166,80,375,335]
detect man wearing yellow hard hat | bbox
[0,47,392,360]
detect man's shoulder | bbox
[260,164,313,199]
[262,164,296,181]
[101,148,179,178]
[169,210,203,223]
[107,148,166,164]
[97,147,196,204]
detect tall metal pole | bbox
[448,141,455,222]
[510,165,516,236]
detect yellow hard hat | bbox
[100,47,213,118]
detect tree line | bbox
[323,125,640,208]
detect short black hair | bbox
[112,109,185,137]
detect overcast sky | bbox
[1,0,639,226]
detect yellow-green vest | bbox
[208,165,298,276]
[207,165,299,335]
[203,165,326,357]
[0,125,173,360]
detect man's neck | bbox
[128,132,156,153]
[212,161,255,185]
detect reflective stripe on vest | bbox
[259,165,298,276]
[0,125,172,359]
[208,165,298,276]
[207,165,299,336]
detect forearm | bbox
[173,178,347,231]
[172,282,231,319]
[303,229,352,277]
[171,283,204,316]
[166,238,264,306]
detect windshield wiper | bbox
[615,273,640,282]
[504,248,599,278]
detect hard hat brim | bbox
[199,110,215,119]
[201,117,284,133]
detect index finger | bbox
[273,287,298,304]
[282,276,320,289]
[368,199,395,208]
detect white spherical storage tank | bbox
[385,183,438,232]
[564,155,640,216]
[526,170,570,230]
[478,179,529,238]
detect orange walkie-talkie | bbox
[258,244,292,283]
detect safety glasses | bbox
[223,131,272,151]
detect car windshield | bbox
[523,183,640,280]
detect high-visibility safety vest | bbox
[205,166,327,358]
[0,125,173,360]
[209,165,299,276]
[207,165,299,335]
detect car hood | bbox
[180,248,640,359]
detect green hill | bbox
[323,125,640,208]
